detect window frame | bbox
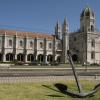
[9,39,13,47]
[48,42,52,49]
[91,39,95,47]
[40,42,43,49]
[30,41,33,48]
[19,40,23,47]
[91,51,95,59]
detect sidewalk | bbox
[0,76,99,83]
[8,67,100,70]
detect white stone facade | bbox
[69,6,100,64]
[0,31,62,64]
[0,6,99,65]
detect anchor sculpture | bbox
[55,50,100,98]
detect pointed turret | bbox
[55,20,62,39]
[62,17,69,63]
[62,17,69,34]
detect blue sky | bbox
[0,0,99,34]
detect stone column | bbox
[2,54,6,62]
[44,55,47,64]
[14,54,17,60]
[24,37,27,62]
[2,33,6,62]
[53,37,56,64]
[24,54,27,62]
[13,34,17,61]
[44,38,47,64]
[34,37,37,62]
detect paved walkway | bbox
[9,67,100,70]
[0,76,99,83]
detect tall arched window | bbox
[6,53,13,61]
[40,42,43,48]
[27,54,34,62]
[91,39,95,47]
[49,43,52,49]
[57,42,62,50]
[30,41,33,47]
[20,40,23,47]
[9,39,13,47]
[91,25,94,32]
[91,51,95,59]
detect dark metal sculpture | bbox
[55,50,100,98]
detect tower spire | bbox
[62,17,68,34]
[62,17,69,63]
[55,20,62,39]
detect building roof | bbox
[80,6,94,18]
[0,29,54,39]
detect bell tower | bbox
[80,6,95,33]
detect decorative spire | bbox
[55,20,62,39]
[55,20,61,30]
[86,3,89,8]
[64,17,67,26]
[56,19,60,26]
[62,17,68,33]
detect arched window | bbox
[57,42,62,50]
[47,55,53,63]
[57,56,61,63]
[0,54,2,61]
[40,42,43,48]
[27,54,34,62]
[49,43,52,49]
[30,41,33,47]
[91,25,94,32]
[6,53,14,61]
[20,40,23,47]
[37,54,44,63]
[9,39,13,47]
[17,53,24,61]
[91,51,95,59]
[91,39,95,47]
[85,11,90,16]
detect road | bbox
[0,68,100,77]
[0,67,100,83]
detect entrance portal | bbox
[72,54,78,62]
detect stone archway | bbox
[17,53,24,62]
[72,54,78,62]
[27,54,34,62]
[0,54,2,61]
[6,53,14,61]
[37,54,44,63]
[47,55,53,63]
[57,56,61,63]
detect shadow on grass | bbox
[54,83,95,98]
[42,83,95,99]
[54,83,79,98]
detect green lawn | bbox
[0,81,99,100]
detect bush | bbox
[15,61,24,65]
[90,63,100,66]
